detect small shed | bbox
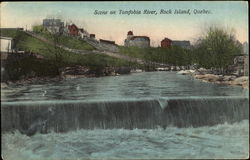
[0,36,14,53]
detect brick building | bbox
[161,38,172,48]
[161,37,191,49]
[67,24,79,36]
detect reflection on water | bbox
[1,72,248,102]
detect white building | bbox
[0,36,14,53]
[79,29,90,39]
[43,19,64,34]
[124,31,150,48]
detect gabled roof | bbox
[130,36,150,41]
[128,31,133,35]
[68,24,78,30]
[100,39,115,44]
[161,38,172,42]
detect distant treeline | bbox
[120,26,243,72]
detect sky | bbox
[0,1,248,46]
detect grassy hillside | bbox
[36,32,95,50]
[1,29,141,80]
[0,29,134,68]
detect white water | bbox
[2,120,249,159]
[1,72,249,159]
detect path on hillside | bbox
[24,31,165,66]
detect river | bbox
[1,72,249,159]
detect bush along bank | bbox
[2,53,59,82]
[2,52,136,83]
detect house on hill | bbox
[67,24,79,36]
[79,28,89,38]
[63,22,91,39]
[124,31,150,48]
[160,37,191,49]
[43,19,64,34]
[99,39,118,52]
[161,38,172,48]
[172,40,191,48]
[89,34,96,39]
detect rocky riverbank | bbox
[177,69,249,89]
[59,65,132,78]
[2,65,134,85]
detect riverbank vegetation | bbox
[119,46,193,67]
[0,29,137,81]
[0,25,244,81]
[1,29,135,66]
[120,26,243,74]
[33,25,95,50]
[192,26,243,73]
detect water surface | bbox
[2,120,249,159]
[1,72,248,102]
[1,72,249,159]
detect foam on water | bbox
[2,120,249,159]
[1,73,249,159]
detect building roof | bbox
[79,28,84,33]
[161,38,172,42]
[172,40,190,46]
[68,24,78,30]
[130,36,150,41]
[100,39,115,44]
[43,19,63,26]
[128,31,133,35]
[0,36,13,40]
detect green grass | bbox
[37,32,95,50]
[0,29,135,68]
[0,28,19,37]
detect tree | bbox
[33,21,65,75]
[47,31,64,75]
[194,26,243,73]
[32,25,47,33]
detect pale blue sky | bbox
[1,1,248,46]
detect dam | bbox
[1,72,249,159]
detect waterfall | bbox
[1,96,249,135]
